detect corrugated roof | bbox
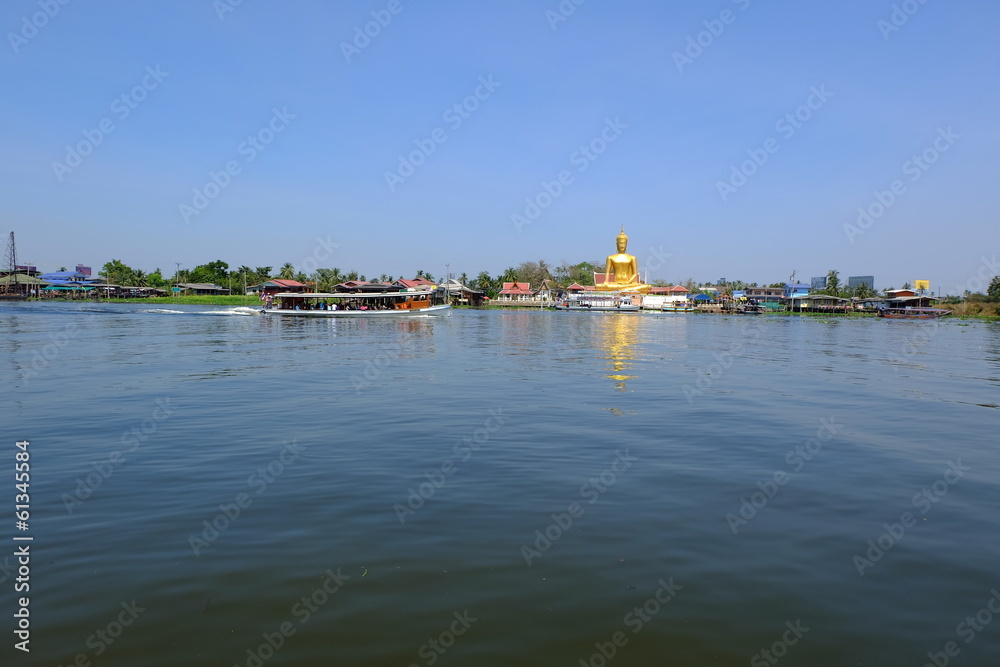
[0,274,50,285]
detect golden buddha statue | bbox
[596,227,651,294]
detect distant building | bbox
[394,278,436,290]
[39,270,93,284]
[534,279,563,302]
[745,287,784,303]
[811,276,827,290]
[438,278,486,306]
[847,275,875,290]
[784,282,811,298]
[247,279,308,295]
[497,282,533,302]
[176,282,231,295]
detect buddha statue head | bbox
[616,227,629,253]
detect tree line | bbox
[98,259,1000,301]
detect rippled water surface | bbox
[3,302,999,666]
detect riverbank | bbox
[31,297,1000,320]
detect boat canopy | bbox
[272,289,433,299]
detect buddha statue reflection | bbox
[596,227,651,294]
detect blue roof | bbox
[40,271,88,281]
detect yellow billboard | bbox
[914,280,930,291]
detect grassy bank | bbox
[942,302,1000,319]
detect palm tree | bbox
[278,263,295,279]
[826,270,841,297]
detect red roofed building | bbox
[394,278,436,289]
[566,283,587,293]
[497,282,533,302]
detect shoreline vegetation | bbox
[31,295,1000,320]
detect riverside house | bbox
[496,282,533,304]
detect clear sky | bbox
[2,0,997,293]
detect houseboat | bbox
[261,288,450,317]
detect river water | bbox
[3,302,999,666]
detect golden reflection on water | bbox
[596,314,640,391]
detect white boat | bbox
[261,289,451,317]
[555,293,640,312]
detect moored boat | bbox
[555,293,640,312]
[261,288,450,317]
[878,308,950,320]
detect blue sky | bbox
[2,0,997,293]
